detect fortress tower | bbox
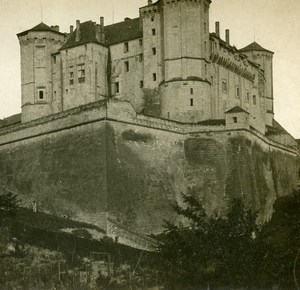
[140,0,211,122]
[17,23,66,123]
[240,42,274,127]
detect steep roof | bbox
[17,22,66,37]
[104,18,142,45]
[60,21,101,50]
[239,41,274,54]
[60,18,143,50]
[225,106,250,114]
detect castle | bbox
[0,0,299,249]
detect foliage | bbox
[0,191,19,222]
[157,195,263,289]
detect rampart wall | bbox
[0,100,299,238]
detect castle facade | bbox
[18,0,273,134]
[0,0,298,249]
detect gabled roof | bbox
[17,22,66,37]
[60,18,143,50]
[60,21,102,50]
[225,106,250,114]
[239,41,274,54]
[104,18,142,45]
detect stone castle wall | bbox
[0,100,299,236]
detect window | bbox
[190,98,194,107]
[115,82,120,94]
[77,64,85,83]
[253,95,257,105]
[69,71,74,85]
[153,73,157,81]
[140,80,144,88]
[236,86,240,98]
[233,117,238,123]
[222,80,227,93]
[125,61,129,72]
[66,89,69,95]
[190,88,194,95]
[151,16,154,22]
[246,92,250,102]
[152,47,156,55]
[139,53,143,62]
[66,50,68,56]
[211,76,214,85]
[139,39,143,46]
[53,56,56,64]
[204,41,207,52]
[38,90,45,100]
[124,42,129,53]
[205,64,207,75]
[152,28,156,36]
[54,91,56,98]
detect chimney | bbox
[148,0,152,5]
[70,25,74,34]
[75,20,81,42]
[95,24,101,42]
[100,17,105,43]
[215,22,220,37]
[225,29,230,45]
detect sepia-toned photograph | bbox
[0,0,300,289]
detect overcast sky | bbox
[0,0,299,137]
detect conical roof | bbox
[239,41,274,54]
[17,22,65,37]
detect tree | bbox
[0,191,19,223]
[157,195,259,289]
[258,186,300,288]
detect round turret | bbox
[17,23,66,123]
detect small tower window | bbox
[253,95,257,105]
[236,86,240,98]
[125,61,129,72]
[151,16,154,22]
[139,53,143,62]
[38,90,45,100]
[139,39,143,46]
[246,92,250,102]
[190,98,194,107]
[140,80,144,88]
[233,117,238,123]
[190,88,194,95]
[152,28,156,36]
[222,79,227,93]
[53,56,56,64]
[124,42,129,53]
[153,73,157,81]
[205,64,207,75]
[115,82,120,94]
[152,47,156,55]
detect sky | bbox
[0,0,299,137]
